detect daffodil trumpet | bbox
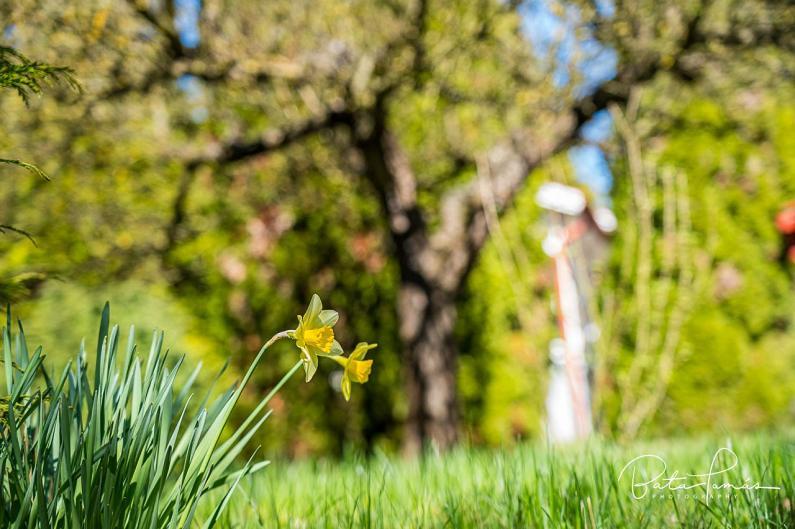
[330,342,377,401]
[290,293,343,381]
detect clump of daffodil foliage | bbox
[0,295,374,528]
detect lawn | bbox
[205,434,794,528]
[3,305,792,529]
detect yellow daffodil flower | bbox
[291,294,343,381]
[331,342,376,401]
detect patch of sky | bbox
[521,0,617,200]
[569,145,613,202]
[175,0,201,49]
[3,24,17,42]
[177,73,207,122]
[173,0,206,122]
[580,109,612,143]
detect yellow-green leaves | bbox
[331,342,376,401]
[292,294,343,381]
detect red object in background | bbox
[776,202,795,263]
[775,203,795,234]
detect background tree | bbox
[2,0,793,452]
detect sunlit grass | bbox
[2,302,791,528]
[207,434,794,528]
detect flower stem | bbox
[232,333,302,432]
[263,330,291,350]
[236,330,292,393]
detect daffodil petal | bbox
[303,294,323,326]
[294,316,305,344]
[350,342,377,361]
[304,362,317,382]
[319,309,339,327]
[341,375,351,401]
[329,339,344,356]
[301,348,318,382]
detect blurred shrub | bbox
[599,86,795,437]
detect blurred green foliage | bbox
[659,92,795,433]
[598,84,795,436]
[1,0,793,455]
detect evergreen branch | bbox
[0,46,80,104]
[0,158,50,181]
[0,46,75,246]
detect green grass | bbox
[2,305,792,528]
[206,434,794,528]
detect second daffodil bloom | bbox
[332,342,377,401]
[291,294,343,381]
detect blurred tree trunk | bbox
[355,101,463,450]
[354,99,544,451]
[397,277,459,452]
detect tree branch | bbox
[103,2,312,100]
[0,224,37,246]
[182,108,354,169]
[125,0,185,59]
[96,54,312,101]
[432,1,723,288]
[352,97,434,289]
